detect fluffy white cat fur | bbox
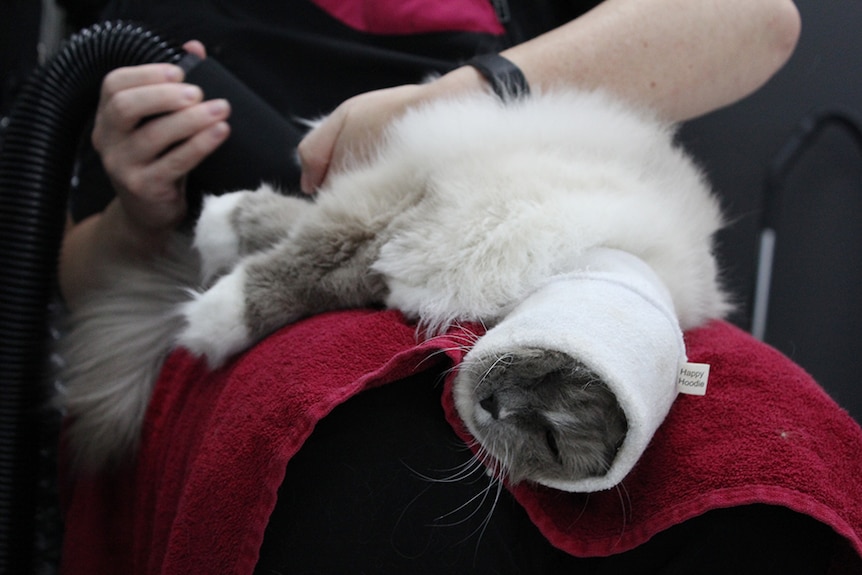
[57,89,728,490]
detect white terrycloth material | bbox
[460,247,686,492]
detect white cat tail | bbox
[54,234,200,473]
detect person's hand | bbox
[297,65,485,194]
[91,41,231,236]
[297,84,427,193]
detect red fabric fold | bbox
[60,311,862,574]
[443,320,862,567]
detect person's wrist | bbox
[424,54,532,105]
[106,199,177,259]
[423,65,489,101]
[464,53,531,100]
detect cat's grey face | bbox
[454,349,627,486]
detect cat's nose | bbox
[479,394,500,419]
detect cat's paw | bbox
[453,347,627,487]
[193,192,250,283]
[176,266,254,368]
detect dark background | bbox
[678,0,862,421]
[2,0,861,420]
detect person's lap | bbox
[255,371,835,574]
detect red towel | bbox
[60,310,862,574]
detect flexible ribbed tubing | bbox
[0,21,185,573]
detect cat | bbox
[57,89,729,491]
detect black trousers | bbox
[255,372,836,574]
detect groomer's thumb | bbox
[182,40,207,59]
[297,110,345,194]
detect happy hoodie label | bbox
[677,363,710,396]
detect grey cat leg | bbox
[229,187,314,254]
[194,185,313,283]
[178,216,389,367]
[242,223,389,338]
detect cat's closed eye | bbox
[544,428,561,462]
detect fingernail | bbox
[182,85,203,102]
[165,66,183,81]
[207,99,230,116]
[210,121,230,139]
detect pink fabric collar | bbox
[308,0,505,35]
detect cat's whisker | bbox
[472,352,516,391]
[405,451,488,485]
[411,347,460,371]
[411,327,486,372]
[611,482,633,549]
[615,481,633,524]
[432,470,498,527]
[482,438,510,485]
[462,473,506,559]
[440,324,484,347]
[433,461,508,558]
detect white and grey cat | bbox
[57,89,728,491]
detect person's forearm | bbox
[59,199,173,309]
[297,0,801,191]
[500,0,800,121]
